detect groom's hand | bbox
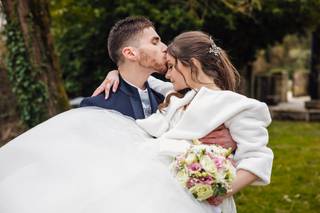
[199,125,237,151]
[92,70,120,99]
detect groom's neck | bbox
[118,63,153,90]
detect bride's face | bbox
[165,54,189,91]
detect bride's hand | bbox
[91,70,120,99]
[207,169,258,206]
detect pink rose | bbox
[199,176,214,185]
[213,157,224,169]
[188,163,202,172]
[186,178,195,188]
[186,178,201,188]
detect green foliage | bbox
[4,22,49,127]
[253,34,311,79]
[236,121,320,212]
[50,0,204,97]
[203,0,320,71]
[50,0,320,97]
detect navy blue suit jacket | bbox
[80,76,164,119]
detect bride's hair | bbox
[159,31,240,111]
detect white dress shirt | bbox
[122,78,152,118]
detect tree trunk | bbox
[0,67,26,146]
[309,25,320,100]
[1,0,69,127]
[305,25,320,109]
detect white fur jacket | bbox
[137,86,273,186]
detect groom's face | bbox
[136,27,167,74]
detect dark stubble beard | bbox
[138,50,167,74]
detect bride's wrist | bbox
[225,189,236,198]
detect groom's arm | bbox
[199,125,237,151]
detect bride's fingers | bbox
[92,84,105,96]
[112,79,119,92]
[104,81,112,99]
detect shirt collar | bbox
[122,77,148,93]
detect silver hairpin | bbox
[208,36,221,56]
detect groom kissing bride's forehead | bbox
[81,16,236,150]
[81,16,168,119]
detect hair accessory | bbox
[208,36,221,56]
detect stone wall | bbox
[253,72,288,105]
[292,71,309,97]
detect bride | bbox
[0,31,273,213]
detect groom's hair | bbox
[107,16,154,65]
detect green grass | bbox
[236,121,320,213]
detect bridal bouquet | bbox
[171,140,236,201]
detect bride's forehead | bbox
[166,54,174,61]
[166,54,178,66]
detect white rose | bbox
[200,155,217,175]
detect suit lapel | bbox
[129,96,145,119]
[119,76,145,119]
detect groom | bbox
[80,16,236,150]
[80,16,166,119]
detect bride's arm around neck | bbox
[147,76,174,96]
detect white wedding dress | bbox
[0,110,220,213]
[0,87,273,213]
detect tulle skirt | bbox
[0,107,230,213]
